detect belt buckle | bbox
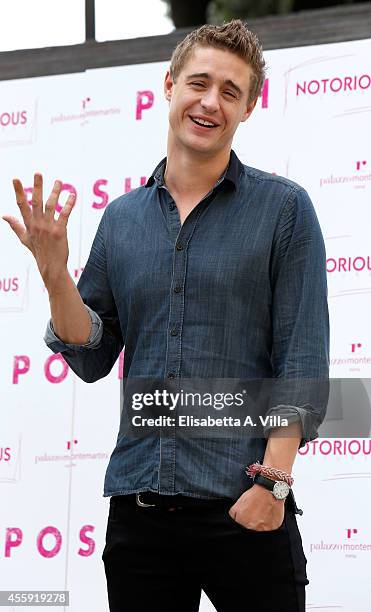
[136,492,156,508]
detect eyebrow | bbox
[186,72,243,96]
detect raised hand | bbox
[3,173,76,289]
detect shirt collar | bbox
[145,149,241,190]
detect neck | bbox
[164,136,231,198]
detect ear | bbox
[164,70,174,103]
[240,98,257,123]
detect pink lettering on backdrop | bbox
[299,439,371,456]
[296,74,371,96]
[124,177,147,193]
[58,184,77,214]
[37,526,62,558]
[344,76,352,90]
[73,267,84,280]
[44,354,69,384]
[24,187,33,205]
[13,356,30,384]
[351,342,362,353]
[11,353,123,382]
[260,79,269,108]
[0,447,11,461]
[330,78,342,92]
[92,178,148,208]
[118,350,124,379]
[338,258,346,271]
[356,160,367,170]
[24,184,77,213]
[136,90,154,120]
[0,111,27,127]
[326,256,371,273]
[359,74,371,88]
[92,179,109,209]
[5,528,23,557]
[0,277,18,292]
[78,525,95,556]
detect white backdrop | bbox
[1,37,371,611]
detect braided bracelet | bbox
[246,461,294,487]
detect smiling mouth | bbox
[190,116,218,128]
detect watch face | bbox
[273,481,290,500]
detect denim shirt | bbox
[45,150,329,500]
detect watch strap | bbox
[253,472,276,491]
[253,472,291,500]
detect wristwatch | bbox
[253,472,291,500]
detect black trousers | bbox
[102,493,309,612]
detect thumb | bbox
[2,216,28,243]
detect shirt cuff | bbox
[44,305,103,352]
[263,405,319,449]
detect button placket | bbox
[159,192,216,493]
[159,223,191,493]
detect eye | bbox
[190,82,205,88]
[224,91,237,98]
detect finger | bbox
[31,173,43,219]
[44,179,62,220]
[57,192,76,228]
[12,178,32,226]
[2,215,28,243]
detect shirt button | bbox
[170,328,178,336]
[174,285,182,293]
[176,243,184,251]
[169,203,175,211]
[167,371,175,379]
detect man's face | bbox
[164,45,257,157]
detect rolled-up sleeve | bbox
[265,187,330,448]
[44,304,103,349]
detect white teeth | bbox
[192,117,216,127]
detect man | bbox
[3,20,329,612]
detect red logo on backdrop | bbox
[67,439,78,450]
[356,160,367,171]
[309,526,370,560]
[330,342,371,373]
[296,74,371,96]
[0,110,27,127]
[82,97,91,109]
[351,342,362,353]
[50,96,121,126]
[320,160,370,189]
[71,267,84,281]
[34,440,108,468]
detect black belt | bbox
[116,492,232,511]
[113,490,303,514]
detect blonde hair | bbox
[170,19,266,104]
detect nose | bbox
[200,87,220,113]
